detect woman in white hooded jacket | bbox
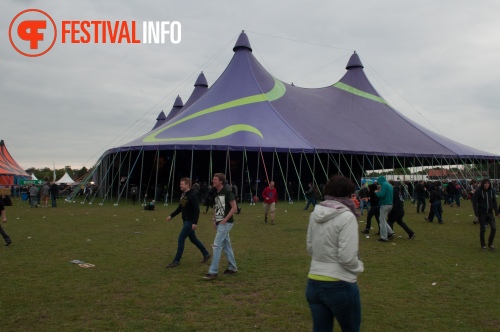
[306,176,364,332]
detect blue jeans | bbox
[454,194,461,207]
[429,201,443,223]
[30,196,38,208]
[305,197,317,211]
[51,194,57,207]
[174,221,209,262]
[359,200,369,215]
[208,222,237,274]
[306,279,361,332]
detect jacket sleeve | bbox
[306,218,314,256]
[493,190,499,215]
[337,215,364,274]
[170,204,182,219]
[472,190,479,217]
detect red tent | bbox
[0,140,29,186]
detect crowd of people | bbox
[2,173,497,331]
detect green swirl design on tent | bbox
[143,78,286,143]
[333,82,388,104]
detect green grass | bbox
[1,198,499,331]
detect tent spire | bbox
[233,30,252,52]
[194,72,208,87]
[345,51,364,70]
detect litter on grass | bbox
[70,260,85,264]
[78,263,95,268]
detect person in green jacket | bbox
[376,176,395,242]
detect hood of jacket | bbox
[377,176,387,184]
[311,200,351,224]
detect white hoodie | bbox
[307,200,364,283]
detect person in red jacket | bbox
[262,181,278,224]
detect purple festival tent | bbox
[81,31,499,205]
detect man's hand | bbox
[166,216,172,222]
[2,218,6,223]
[191,224,198,230]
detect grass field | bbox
[1,197,499,331]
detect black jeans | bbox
[388,215,414,237]
[416,195,426,213]
[365,205,380,231]
[479,213,497,246]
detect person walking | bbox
[49,182,59,208]
[425,183,443,224]
[358,183,369,216]
[388,181,416,240]
[203,173,238,280]
[262,181,278,224]
[306,176,363,331]
[472,178,498,250]
[304,182,319,211]
[376,176,395,242]
[165,178,211,268]
[29,185,38,208]
[414,180,426,214]
[0,195,12,246]
[361,183,380,235]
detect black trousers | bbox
[479,213,497,246]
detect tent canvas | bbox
[56,172,75,185]
[112,32,497,159]
[0,140,30,186]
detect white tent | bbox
[56,172,74,185]
[30,173,38,180]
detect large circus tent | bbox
[74,31,500,204]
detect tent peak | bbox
[194,72,208,87]
[174,95,184,108]
[233,31,252,52]
[346,51,364,70]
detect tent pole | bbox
[240,150,244,204]
[299,153,303,202]
[190,147,194,180]
[126,151,131,203]
[139,149,144,202]
[170,150,176,205]
[285,151,290,203]
[255,151,260,200]
[155,148,159,201]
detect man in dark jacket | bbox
[414,180,426,213]
[472,178,498,250]
[165,178,211,268]
[387,182,416,239]
[49,182,59,208]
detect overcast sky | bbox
[2,0,500,169]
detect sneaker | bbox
[488,245,495,251]
[201,254,211,263]
[361,229,370,235]
[236,207,241,214]
[481,246,487,250]
[166,261,180,268]
[4,241,12,247]
[450,203,454,207]
[409,233,416,240]
[264,217,267,223]
[377,238,388,242]
[223,269,237,275]
[388,233,395,240]
[203,273,218,280]
[271,221,274,225]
